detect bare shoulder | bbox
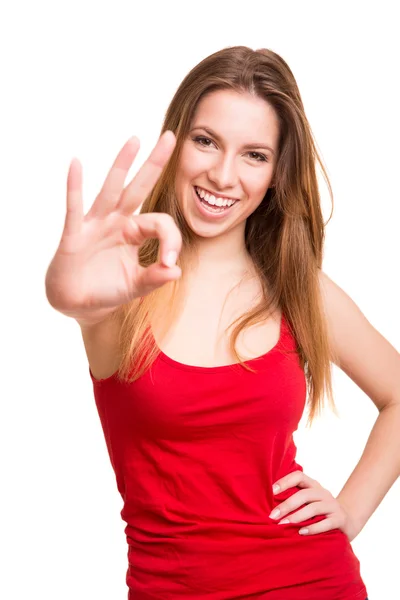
[318,269,400,410]
[79,310,122,381]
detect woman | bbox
[44,45,400,598]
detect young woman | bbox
[44,45,400,598]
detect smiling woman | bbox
[45,45,391,599]
[174,90,279,234]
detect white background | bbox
[1,1,399,598]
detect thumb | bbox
[135,262,182,296]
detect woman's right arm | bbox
[45,131,182,380]
[78,312,121,381]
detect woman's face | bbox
[175,89,280,238]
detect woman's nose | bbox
[208,155,238,191]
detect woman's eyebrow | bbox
[190,125,275,155]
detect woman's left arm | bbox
[270,272,400,541]
[320,270,400,535]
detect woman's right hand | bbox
[45,131,182,325]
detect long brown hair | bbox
[113,46,339,428]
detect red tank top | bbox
[90,312,368,599]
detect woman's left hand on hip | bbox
[269,470,360,541]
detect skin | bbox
[174,89,280,279]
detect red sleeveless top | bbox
[90,312,368,599]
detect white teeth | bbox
[195,186,236,208]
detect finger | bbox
[117,130,176,216]
[278,501,326,524]
[270,489,323,520]
[275,472,314,493]
[87,136,140,219]
[64,158,84,237]
[299,517,336,536]
[125,212,182,267]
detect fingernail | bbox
[273,484,280,494]
[163,250,177,268]
[269,509,280,519]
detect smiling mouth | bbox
[194,186,238,213]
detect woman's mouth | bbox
[193,185,238,218]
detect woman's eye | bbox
[247,151,268,163]
[193,135,213,147]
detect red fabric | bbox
[90,313,368,599]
